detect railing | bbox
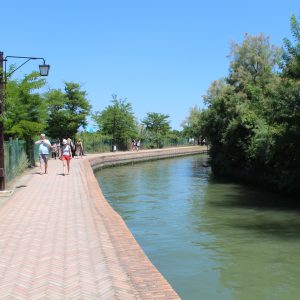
[141,138,189,149]
[78,134,190,153]
[80,135,112,153]
[4,139,27,183]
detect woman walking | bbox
[76,139,84,159]
[60,139,72,175]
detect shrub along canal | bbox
[95,154,300,300]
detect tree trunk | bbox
[26,138,35,167]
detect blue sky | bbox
[2,1,300,130]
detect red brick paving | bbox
[0,147,205,299]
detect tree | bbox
[181,105,203,144]
[282,14,300,79]
[167,129,184,146]
[201,34,281,178]
[92,95,137,150]
[142,112,171,148]
[263,78,300,193]
[45,82,91,140]
[5,71,47,165]
[228,33,281,91]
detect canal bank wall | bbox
[84,146,206,299]
[90,145,208,171]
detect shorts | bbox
[39,154,48,163]
[62,155,71,161]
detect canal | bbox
[95,155,300,300]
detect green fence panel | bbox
[140,137,189,149]
[79,135,112,153]
[34,143,40,162]
[4,139,27,182]
[78,134,189,152]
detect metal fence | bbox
[79,135,112,154]
[141,137,189,149]
[4,139,27,183]
[79,134,189,153]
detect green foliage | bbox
[197,29,300,196]
[181,105,203,142]
[5,71,47,137]
[76,132,112,153]
[92,95,137,150]
[4,71,47,166]
[264,78,300,192]
[141,112,171,148]
[45,82,91,139]
[282,15,300,79]
[11,120,44,139]
[228,33,281,90]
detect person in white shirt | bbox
[136,140,141,151]
[35,133,51,175]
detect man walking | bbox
[35,133,51,174]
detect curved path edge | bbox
[86,146,207,299]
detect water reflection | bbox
[96,156,300,300]
[197,176,300,300]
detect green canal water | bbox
[95,155,300,300]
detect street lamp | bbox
[0,51,50,191]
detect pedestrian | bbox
[136,139,141,151]
[61,138,72,175]
[51,142,58,159]
[35,133,51,175]
[76,139,84,159]
[56,139,61,156]
[68,138,76,158]
[131,139,136,151]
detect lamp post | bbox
[0,51,50,190]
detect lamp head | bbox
[39,64,50,76]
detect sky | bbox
[2,1,300,130]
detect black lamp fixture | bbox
[3,55,50,80]
[39,60,50,76]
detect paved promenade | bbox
[0,146,206,299]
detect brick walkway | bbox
[0,148,195,299]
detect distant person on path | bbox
[68,138,76,158]
[51,142,58,160]
[35,133,51,175]
[131,139,136,151]
[56,139,61,156]
[76,139,84,159]
[136,139,141,151]
[61,139,72,175]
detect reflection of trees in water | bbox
[96,158,186,221]
[95,165,147,219]
[194,176,300,300]
[135,159,173,195]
